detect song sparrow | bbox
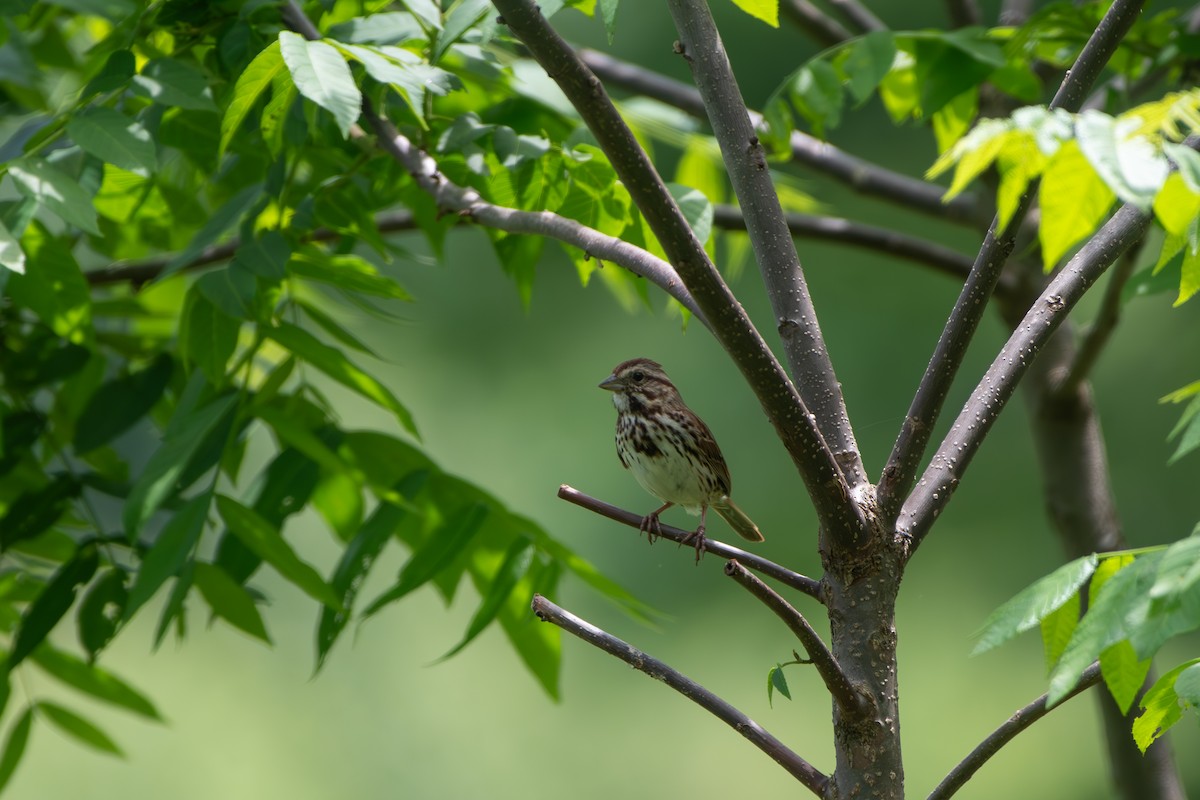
[599,358,763,560]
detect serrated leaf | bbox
[0,709,33,793]
[31,646,160,720]
[972,554,1098,655]
[122,394,237,540]
[263,322,417,435]
[220,40,285,157]
[1133,659,1198,752]
[1153,172,1200,236]
[1100,639,1151,714]
[316,472,428,672]
[362,503,488,618]
[38,702,122,757]
[9,158,100,235]
[66,108,155,173]
[1040,591,1079,672]
[192,562,270,642]
[216,495,342,610]
[279,31,361,138]
[10,548,99,668]
[74,353,173,453]
[438,537,535,661]
[1039,140,1116,270]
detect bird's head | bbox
[599,358,678,411]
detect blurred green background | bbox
[15,2,1200,797]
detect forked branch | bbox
[558,485,822,600]
[725,560,868,716]
[531,594,830,797]
[927,662,1103,800]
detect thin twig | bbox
[1052,243,1141,400]
[926,662,1103,800]
[86,210,421,287]
[668,0,867,497]
[825,0,886,32]
[711,205,997,291]
[531,594,830,796]
[576,49,982,226]
[877,0,1148,523]
[493,0,862,538]
[780,0,854,46]
[724,560,868,716]
[901,203,1153,546]
[558,485,823,600]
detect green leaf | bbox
[843,31,896,104]
[131,58,216,111]
[9,157,100,235]
[73,353,173,453]
[1176,662,1200,705]
[66,108,156,173]
[1175,242,1200,307]
[1150,531,1200,600]
[122,394,237,540]
[9,548,99,668]
[1153,172,1200,236]
[0,475,81,552]
[220,40,285,157]
[233,230,290,280]
[37,702,123,757]
[196,263,256,319]
[179,289,240,384]
[668,184,714,248]
[76,568,128,659]
[1039,590,1079,672]
[0,709,33,793]
[316,472,429,672]
[912,35,997,117]
[362,503,489,618]
[767,664,792,707]
[729,0,778,26]
[289,251,413,299]
[262,322,417,435]
[434,0,491,61]
[153,563,194,651]
[498,573,560,699]
[789,59,843,134]
[439,537,535,661]
[192,562,270,643]
[0,220,25,275]
[1099,639,1151,715]
[1134,659,1198,752]
[278,31,362,138]
[31,646,161,720]
[296,300,377,356]
[163,183,263,278]
[1039,140,1116,269]
[1076,110,1169,212]
[972,554,1098,655]
[5,223,91,342]
[598,0,619,43]
[215,495,342,610]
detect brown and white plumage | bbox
[599,358,763,555]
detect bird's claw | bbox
[679,525,707,565]
[639,513,664,544]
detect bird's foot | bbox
[639,513,664,544]
[679,525,707,565]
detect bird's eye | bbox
[630,370,645,382]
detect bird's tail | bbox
[713,496,764,542]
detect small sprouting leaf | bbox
[66,108,156,173]
[37,702,123,757]
[192,562,270,643]
[263,322,417,435]
[316,472,429,672]
[122,394,237,540]
[73,353,173,453]
[31,646,160,720]
[278,31,362,138]
[215,495,342,610]
[438,537,535,661]
[767,664,791,707]
[972,554,1098,655]
[0,708,33,793]
[220,40,285,157]
[10,548,99,668]
[8,158,100,235]
[362,503,489,618]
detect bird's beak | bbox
[598,373,622,392]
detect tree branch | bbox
[900,202,1152,546]
[668,0,867,495]
[825,0,886,32]
[1051,243,1140,401]
[877,0,1147,523]
[926,662,1103,800]
[531,594,829,796]
[576,49,983,226]
[780,0,854,46]
[710,205,998,291]
[724,560,869,716]
[493,0,863,538]
[558,485,823,600]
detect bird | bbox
[599,357,763,561]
